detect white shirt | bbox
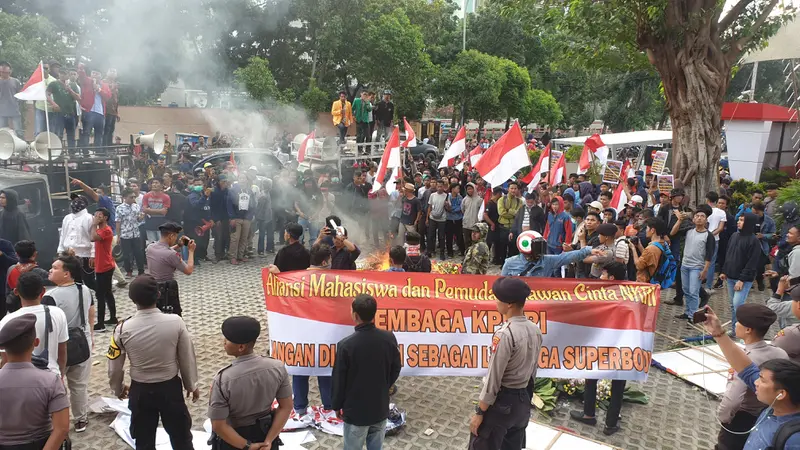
[707,206,727,241]
[57,209,95,258]
[0,305,69,375]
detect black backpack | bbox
[767,417,800,449]
[65,284,90,367]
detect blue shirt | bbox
[98,195,115,234]
[446,193,463,221]
[91,92,104,115]
[501,246,592,278]
[738,363,800,450]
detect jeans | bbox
[445,219,464,255]
[343,420,387,450]
[0,116,22,138]
[34,108,47,135]
[671,239,684,301]
[79,111,105,148]
[65,358,92,422]
[121,237,145,275]
[51,113,77,150]
[337,122,348,144]
[378,125,393,142]
[426,220,446,256]
[583,379,626,428]
[96,268,117,327]
[228,218,252,260]
[727,278,754,331]
[103,114,117,146]
[298,217,318,248]
[257,220,274,253]
[681,265,703,317]
[706,241,719,289]
[292,375,332,412]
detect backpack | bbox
[31,305,52,370]
[767,417,800,450]
[650,242,677,289]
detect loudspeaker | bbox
[316,136,339,160]
[137,130,165,154]
[0,128,28,160]
[32,132,62,159]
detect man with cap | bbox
[715,303,788,449]
[107,274,199,450]
[469,277,542,450]
[503,230,601,278]
[208,316,292,450]
[145,222,195,316]
[0,314,71,449]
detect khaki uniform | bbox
[207,353,292,449]
[773,324,800,364]
[716,340,788,450]
[107,308,198,450]
[470,316,542,450]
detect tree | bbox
[300,82,333,130]
[602,71,665,132]
[726,60,791,105]
[0,12,67,75]
[497,59,531,130]
[234,57,281,106]
[518,89,563,129]
[506,0,795,203]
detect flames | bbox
[359,251,392,271]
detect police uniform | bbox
[208,316,291,450]
[107,276,198,450]
[773,287,800,365]
[716,304,788,450]
[146,222,188,316]
[0,314,70,450]
[470,278,543,450]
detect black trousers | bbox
[213,424,281,450]
[426,220,446,256]
[715,410,758,450]
[468,387,530,450]
[445,219,465,255]
[129,376,193,450]
[583,379,626,427]
[78,257,96,293]
[356,122,370,143]
[95,269,116,327]
[492,226,510,264]
[0,437,49,450]
[214,220,230,260]
[185,224,210,261]
[120,237,145,275]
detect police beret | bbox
[222,316,261,344]
[0,314,36,347]
[737,303,777,330]
[129,274,159,304]
[492,277,531,304]
[790,284,800,301]
[597,223,618,237]
[158,222,183,233]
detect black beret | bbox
[597,223,618,237]
[222,316,261,344]
[0,314,36,347]
[158,222,183,233]
[790,284,800,301]
[129,274,159,303]
[737,304,777,330]
[492,277,531,304]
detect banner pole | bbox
[41,62,53,156]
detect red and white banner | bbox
[578,134,609,173]
[263,270,660,381]
[15,62,47,101]
[439,126,466,169]
[521,143,549,191]
[371,127,401,193]
[474,121,530,187]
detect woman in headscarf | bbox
[0,238,18,318]
[0,189,31,244]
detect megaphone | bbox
[137,130,165,154]
[0,128,28,160]
[194,219,214,237]
[32,132,63,159]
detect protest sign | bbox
[651,151,669,175]
[549,150,563,173]
[602,160,623,185]
[263,270,660,381]
[657,174,674,192]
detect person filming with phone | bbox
[145,222,196,316]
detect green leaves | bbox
[0,12,67,78]
[234,57,280,106]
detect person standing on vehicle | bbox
[208,316,292,450]
[332,91,354,145]
[353,91,370,145]
[107,274,199,450]
[469,277,542,450]
[57,195,96,291]
[375,91,394,141]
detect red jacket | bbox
[77,67,112,113]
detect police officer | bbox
[469,277,543,450]
[0,314,70,449]
[146,222,196,315]
[107,275,199,450]
[773,285,800,364]
[208,316,292,450]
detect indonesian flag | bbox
[477,184,492,224]
[610,160,631,213]
[578,134,609,173]
[469,147,483,166]
[371,127,401,193]
[15,62,47,101]
[385,166,403,195]
[439,126,466,169]
[296,131,315,163]
[401,117,417,148]
[520,143,550,192]
[474,121,530,187]
[549,150,566,186]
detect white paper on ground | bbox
[89,397,131,415]
[111,413,212,450]
[549,432,614,450]
[279,430,317,446]
[524,421,559,449]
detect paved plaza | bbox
[70,246,748,450]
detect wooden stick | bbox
[654,330,728,361]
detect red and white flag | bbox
[371,127,401,193]
[474,121,530,187]
[401,118,417,148]
[15,62,47,101]
[477,183,493,224]
[578,134,609,173]
[549,151,566,186]
[468,146,483,166]
[439,126,466,169]
[296,131,315,163]
[520,144,550,191]
[610,160,631,213]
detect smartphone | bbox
[692,310,707,324]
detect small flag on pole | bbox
[15,62,47,101]
[296,131,315,163]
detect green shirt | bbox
[352,97,370,123]
[47,81,76,116]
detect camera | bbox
[629,236,639,245]
[180,236,191,246]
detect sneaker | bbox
[106,317,119,325]
[664,298,684,306]
[569,410,597,426]
[75,420,88,432]
[93,324,107,333]
[757,278,765,291]
[674,313,690,320]
[603,425,621,436]
[116,279,128,288]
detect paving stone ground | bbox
[69,241,767,450]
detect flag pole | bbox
[41,62,53,158]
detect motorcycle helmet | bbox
[516,231,546,258]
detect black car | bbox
[191,150,284,178]
[371,131,440,161]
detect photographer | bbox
[145,222,196,316]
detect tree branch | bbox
[726,0,780,63]
[719,0,756,33]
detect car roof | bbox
[191,150,284,170]
[0,168,49,190]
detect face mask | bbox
[191,185,203,192]
[71,197,88,213]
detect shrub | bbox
[760,169,790,187]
